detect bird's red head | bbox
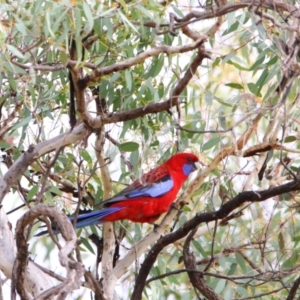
[166,153,199,176]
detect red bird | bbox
[37,153,198,235]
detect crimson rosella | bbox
[37,152,198,235]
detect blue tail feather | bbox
[69,207,123,228]
[35,207,123,237]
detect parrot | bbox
[36,152,198,236]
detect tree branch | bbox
[0,124,88,204]
[286,275,300,300]
[183,229,223,300]
[79,37,206,89]
[12,204,84,299]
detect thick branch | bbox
[95,128,116,300]
[12,204,84,299]
[0,209,55,298]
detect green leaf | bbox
[118,142,139,152]
[136,4,153,19]
[125,69,132,91]
[202,137,220,151]
[99,7,117,18]
[237,285,249,297]
[13,14,27,36]
[218,111,226,130]
[215,279,226,294]
[227,263,237,276]
[80,148,92,164]
[235,252,247,273]
[8,77,17,90]
[27,186,39,200]
[48,186,62,196]
[83,2,94,30]
[247,82,262,97]
[29,66,36,84]
[11,115,32,131]
[45,11,55,38]
[212,58,221,67]
[6,44,24,59]
[284,136,297,143]
[0,141,13,150]
[168,274,180,284]
[204,91,213,105]
[192,240,207,257]
[249,55,265,71]
[266,56,278,66]
[59,51,68,64]
[172,6,184,18]
[118,10,139,34]
[227,60,248,71]
[278,232,285,254]
[255,68,268,94]
[282,251,300,269]
[225,83,244,89]
[118,0,127,9]
[222,21,239,36]
[80,237,95,254]
[146,54,164,78]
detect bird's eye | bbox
[186,157,193,162]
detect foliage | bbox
[0,0,300,299]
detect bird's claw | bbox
[170,203,182,213]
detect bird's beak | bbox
[193,161,201,172]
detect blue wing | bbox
[103,174,173,207]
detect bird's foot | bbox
[153,223,160,233]
[170,203,183,213]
